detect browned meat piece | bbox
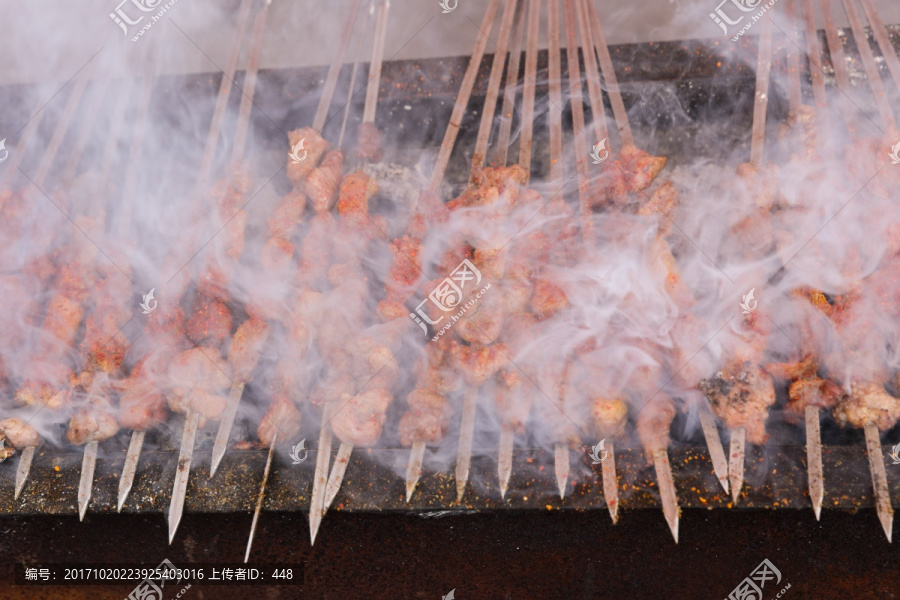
[448,342,510,387]
[735,162,778,211]
[354,122,383,162]
[187,294,233,348]
[286,127,329,185]
[145,305,188,350]
[0,443,15,461]
[118,380,167,431]
[222,210,248,259]
[592,397,628,438]
[67,403,120,445]
[376,298,408,323]
[304,149,344,212]
[784,376,845,424]
[700,361,775,445]
[637,181,678,236]
[267,189,307,240]
[185,389,228,423]
[331,388,393,446]
[228,317,270,383]
[385,235,422,304]
[455,292,504,345]
[618,144,667,193]
[296,211,336,287]
[336,170,380,240]
[16,360,74,410]
[832,381,900,431]
[530,278,569,320]
[258,393,303,446]
[0,418,40,448]
[81,310,129,375]
[167,347,233,398]
[636,395,676,465]
[398,389,451,446]
[41,292,84,353]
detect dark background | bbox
[1,508,898,599]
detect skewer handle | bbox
[554,442,569,499]
[78,441,99,522]
[601,439,618,523]
[168,410,200,545]
[729,426,746,505]
[245,435,277,563]
[15,446,36,501]
[405,441,426,502]
[455,386,479,503]
[323,442,353,511]
[653,449,680,543]
[118,430,146,512]
[699,408,729,495]
[805,405,823,521]
[864,422,894,542]
[498,428,515,499]
[210,383,246,478]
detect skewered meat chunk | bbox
[0,418,40,448]
[305,149,344,213]
[354,122,383,162]
[530,278,569,320]
[228,317,270,383]
[167,347,233,396]
[187,294,233,348]
[257,392,303,447]
[592,397,628,438]
[448,342,510,387]
[331,388,393,447]
[398,389,451,445]
[700,361,775,445]
[766,355,844,424]
[184,389,228,422]
[618,144,667,193]
[81,311,129,375]
[286,128,329,184]
[16,360,74,410]
[636,395,676,465]
[67,401,120,445]
[455,291,504,346]
[118,378,167,431]
[41,292,84,353]
[832,382,900,432]
[267,189,307,240]
[0,443,15,462]
[336,170,380,240]
[384,234,422,304]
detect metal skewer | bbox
[455,385,479,502]
[864,421,893,542]
[309,403,333,545]
[209,0,274,478]
[168,410,200,544]
[602,439,618,523]
[14,447,35,500]
[726,16,774,507]
[699,408,729,495]
[118,0,256,513]
[653,449,680,543]
[729,426,746,504]
[405,441,426,502]
[78,441,99,521]
[497,428,514,499]
[806,405,824,520]
[245,433,277,562]
[315,0,392,530]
